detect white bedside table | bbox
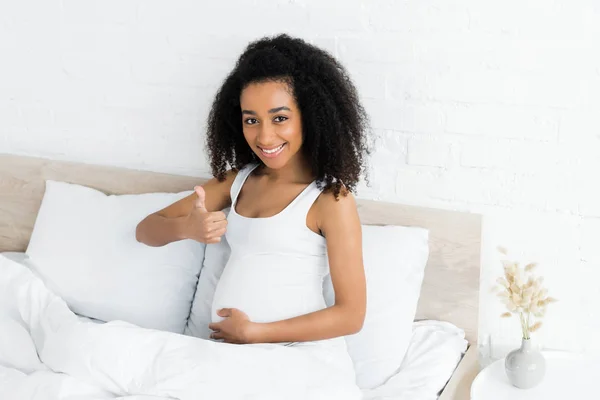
[470,351,599,399]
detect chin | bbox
[258,156,290,170]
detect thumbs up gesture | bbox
[184,186,228,244]
[194,185,208,212]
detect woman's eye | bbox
[244,118,258,125]
[273,116,288,123]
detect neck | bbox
[260,154,314,183]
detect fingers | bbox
[194,186,207,213]
[206,224,227,237]
[204,227,226,244]
[201,218,227,243]
[204,217,228,230]
[209,320,224,341]
[210,331,224,340]
[188,203,227,244]
[204,211,227,223]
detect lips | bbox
[258,143,286,158]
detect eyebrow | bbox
[241,106,291,115]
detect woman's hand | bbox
[208,308,259,344]
[183,186,227,244]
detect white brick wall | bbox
[1,0,599,359]
[406,138,452,168]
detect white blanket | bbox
[0,255,361,400]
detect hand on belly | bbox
[208,307,256,344]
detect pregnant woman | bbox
[136,33,369,396]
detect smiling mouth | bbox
[258,143,286,157]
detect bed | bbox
[0,153,481,399]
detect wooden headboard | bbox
[0,153,482,343]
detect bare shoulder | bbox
[214,169,239,192]
[316,188,357,213]
[314,188,360,233]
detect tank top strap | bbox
[230,163,259,205]
[286,180,324,223]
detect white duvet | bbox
[0,253,467,400]
[0,255,361,400]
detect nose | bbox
[257,122,277,146]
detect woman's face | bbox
[239,80,303,170]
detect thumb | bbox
[218,308,232,317]
[194,186,207,212]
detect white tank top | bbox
[211,163,329,326]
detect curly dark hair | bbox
[206,34,370,198]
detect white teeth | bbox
[262,144,284,154]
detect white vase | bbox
[504,338,546,389]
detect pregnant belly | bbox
[211,254,327,324]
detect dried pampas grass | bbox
[493,246,557,340]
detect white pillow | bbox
[323,224,429,389]
[25,180,206,333]
[362,320,468,399]
[184,230,231,339]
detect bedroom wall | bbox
[1,0,599,360]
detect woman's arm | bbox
[135,171,236,247]
[210,190,367,344]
